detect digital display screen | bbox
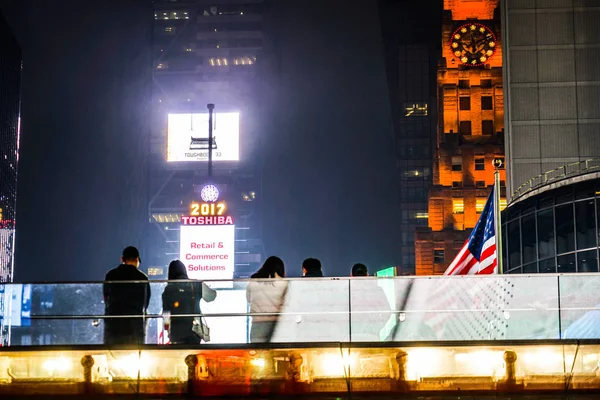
[167,112,240,162]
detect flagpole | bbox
[493,158,504,274]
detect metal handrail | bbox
[511,158,600,202]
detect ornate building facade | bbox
[415,0,505,275]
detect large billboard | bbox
[179,224,235,281]
[167,112,240,162]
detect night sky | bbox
[1,0,401,281]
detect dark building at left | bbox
[0,10,21,283]
[0,9,21,346]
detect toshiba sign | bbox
[179,225,235,281]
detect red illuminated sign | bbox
[181,215,234,225]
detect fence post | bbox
[185,354,199,395]
[395,350,409,392]
[80,355,95,394]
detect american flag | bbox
[444,185,498,275]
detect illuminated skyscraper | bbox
[415,0,506,275]
[149,1,267,277]
[0,10,21,283]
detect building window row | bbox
[209,56,256,66]
[155,11,190,20]
[503,182,600,274]
[457,120,496,135]
[458,79,492,89]
[459,96,493,111]
[453,197,507,215]
[451,156,504,171]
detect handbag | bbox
[192,317,210,342]
[191,283,210,342]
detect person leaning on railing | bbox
[246,256,288,343]
[162,260,216,344]
[103,246,151,345]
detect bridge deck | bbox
[1,340,600,396]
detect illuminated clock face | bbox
[200,184,220,202]
[451,23,497,66]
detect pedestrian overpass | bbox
[1,274,600,398]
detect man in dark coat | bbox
[103,246,151,345]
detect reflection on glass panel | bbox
[523,262,538,273]
[508,220,521,268]
[557,253,576,273]
[538,209,555,259]
[522,213,536,263]
[577,250,598,273]
[539,258,556,273]
[350,279,394,341]
[576,200,596,249]
[560,275,600,339]
[271,279,350,343]
[556,204,575,254]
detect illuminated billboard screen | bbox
[167,112,240,162]
[179,224,235,281]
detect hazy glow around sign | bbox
[167,112,240,162]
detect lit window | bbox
[233,56,257,66]
[453,199,464,214]
[500,198,507,210]
[452,156,462,171]
[164,26,174,33]
[415,212,428,219]
[403,102,428,117]
[434,249,445,263]
[476,198,486,213]
[156,63,168,70]
[475,158,485,171]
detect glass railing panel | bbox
[269,278,350,343]
[558,274,600,339]
[390,275,560,341]
[349,277,397,342]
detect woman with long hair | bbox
[246,256,288,343]
[162,260,216,344]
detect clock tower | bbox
[415,0,506,275]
